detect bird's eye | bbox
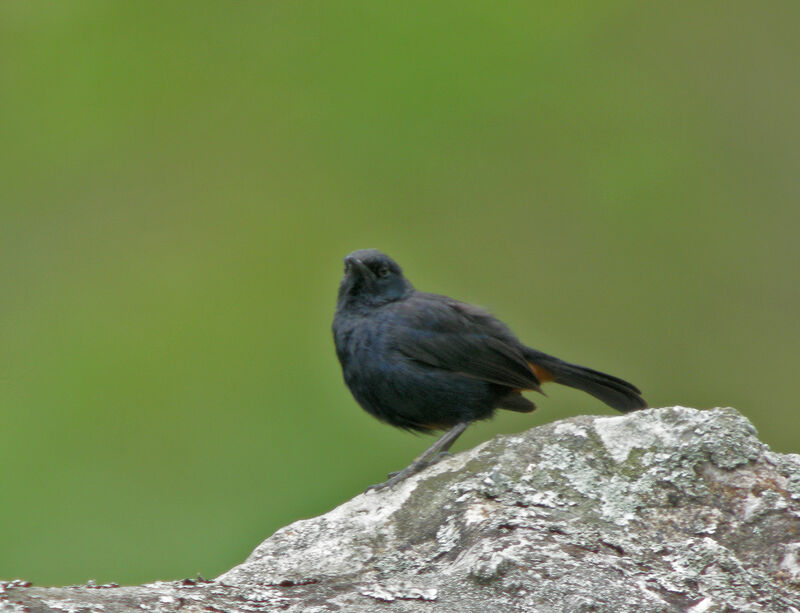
[378,266,390,278]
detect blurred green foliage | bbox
[1,1,798,587]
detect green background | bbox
[2,1,798,586]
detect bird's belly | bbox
[344,354,501,431]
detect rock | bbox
[3,407,800,612]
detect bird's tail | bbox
[524,348,647,413]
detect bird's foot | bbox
[365,452,454,492]
[365,463,425,492]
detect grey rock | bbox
[3,407,800,612]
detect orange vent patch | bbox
[528,361,555,383]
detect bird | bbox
[332,249,647,490]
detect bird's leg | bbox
[366,421,471,492]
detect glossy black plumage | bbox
[333,249,645,434]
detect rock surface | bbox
[3,407,800,612]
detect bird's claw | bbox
[365,452,454,493]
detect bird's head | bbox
[337,249,414,309]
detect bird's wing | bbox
[391,295,542,391]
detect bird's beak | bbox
[344,256,374,280]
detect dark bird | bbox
[332,249,647,490]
